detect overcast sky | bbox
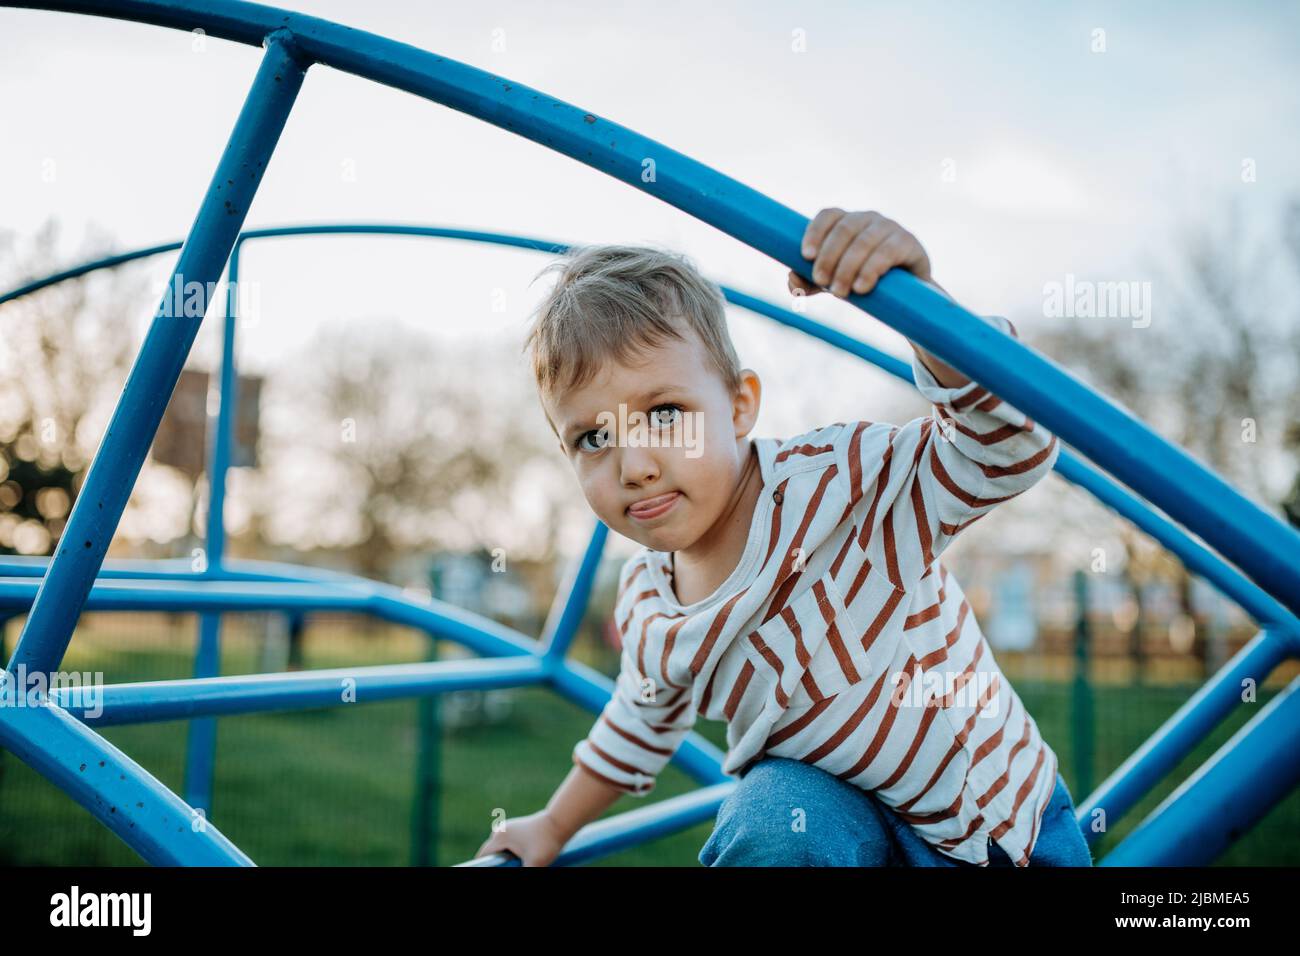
[2,0,1298,553]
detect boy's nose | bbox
[619,446,661,485]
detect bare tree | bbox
[1034,195,1300,673]
[0,218,147,554]
[256,318,568,583]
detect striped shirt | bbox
[572,313,1062,867]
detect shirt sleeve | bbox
[572,644,698,796]
[835,312,1060,589]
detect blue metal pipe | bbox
[0,693,252,864]
[1100,675,1300,866]
[539,521,608,663]
[53,655,548,726]
[457,782,735,867]
[0,555,359,583]
[181,231,246,813]
[182,612,221,810]
[1078,629,1292,846]
[203,240,241,572]
[0,224,569,309]
[0,577,371,613]
[0,239,184,306]
[6,29,310,678]
[0,576,545,660]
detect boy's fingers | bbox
[832,220,893,296]
[813,210,872,287]
[802,207,846,258]
[855,235,909,294]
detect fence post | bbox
[0,613,9,790]
[411,631,442,866]
[1072,569,1094,799]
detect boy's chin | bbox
[621,520,688,551]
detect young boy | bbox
[475,209,1088,867]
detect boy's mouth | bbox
[627,491,681,520]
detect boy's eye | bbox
[649,403,684,428]
[575,427,612,453]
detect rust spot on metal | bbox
[583,113,596,123]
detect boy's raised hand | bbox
[788,208,933,299]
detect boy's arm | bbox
[570,644,698,797]
[906,277,974,389]
[836,312,1060,587]
[543,645,697,842]
[790,207,1059,585]
[542,764,625,844]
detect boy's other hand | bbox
[473,810,567,867]
[788,208,932,299]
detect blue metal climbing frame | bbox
[1,0,1297,867]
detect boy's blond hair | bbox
[521,244,744,425]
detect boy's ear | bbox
[733,368,762,433]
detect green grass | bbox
[0,620,1295,866]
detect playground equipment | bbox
[1,0,1298,867]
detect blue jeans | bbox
[699,756,1093,867]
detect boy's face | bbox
[544,327,760,553]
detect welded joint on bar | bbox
[261,27,310,68]
[1266,620,1300,656]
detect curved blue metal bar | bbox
[55,656,551,726]
[6,0,1297,621]
[0,689,253,864]
[0,576,544,660]
[0,555,370,584]
[539,521,609,664]
[0,225,568,309]
[8,25,310,680]
[1075,628,1293,841]
[1099,675,1300,866]
[456,782,736,868]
